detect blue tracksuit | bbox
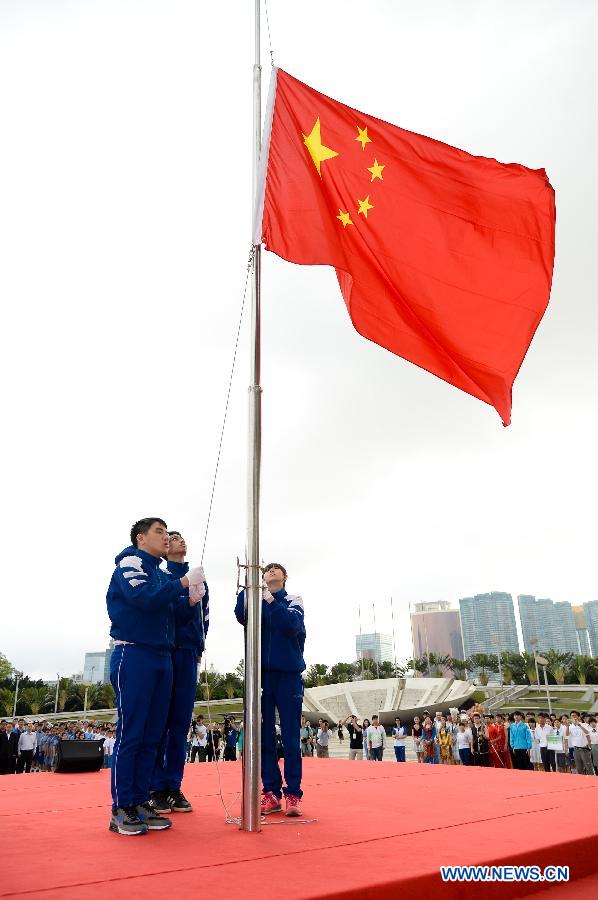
[151,571,210,793]
[106,546,190,811]
[235,587,306,798]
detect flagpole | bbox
[241,0,263,833]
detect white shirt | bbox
[535,723,553,747]
[392,726,406,746]
[317,728,331,746]
[193,725,208,748]
[367,725,385,748]
[18,732,37,752]
[568,722,591,749]
[456,729,471,750]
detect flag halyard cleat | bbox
[109,806,149,836]
[285,794,302,817]
[260,791,283,815]
[136,802,172,830]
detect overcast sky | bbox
[1,0,597,681]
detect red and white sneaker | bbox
[260,791,282,815]
[285,794,302,817]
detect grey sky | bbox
[1,1,596,680]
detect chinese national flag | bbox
[253,69,556,425]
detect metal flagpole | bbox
[372,601,380,679]
[358,604,364,678]
[390,596,397,668]
[241,0,263,833]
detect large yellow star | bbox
[355,126,372,150]
[367,159,385,182]
[357,195,374,218]
[302,118,339,177]
[337,209,353,228]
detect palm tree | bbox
[378,660,396,679]
[501,651,526,685]
[545,650,573,686]
[0,687,14,717]
[520,652,540,685]
[449,657,469,679]
[217,673,243,700]
[20,686,53,714]
[467,653,498,686]
[196,670,222,701]
[569,655,595,686]
[88,683,115,709]
[303,664,329,687]
[405,656,429,677]
[428,653,451,677]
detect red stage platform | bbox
[2,759,598,899]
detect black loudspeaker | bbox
[54,740,104,773]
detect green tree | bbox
[467,653,498,686]
[88,683,115,709]
[520,652,540,685]
[545,650,573,686]
[428,653,451,677]
[20,686,53,715]
[501,651,526,685]
[328,662,356,683]
[569,655,595,685]
[215,673,244,700]
[0,652,14,680]
[449,657,469,679]
[0,687,14,717]
[303,664,329,687]
[235,659,245,680]
[196,670,222,701]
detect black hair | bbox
[570,710,580,716]
[263,562,288,578]
[130,517,167,548]
[513,710,523,717]
[168,530,181,537]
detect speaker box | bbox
[55,739,104,773]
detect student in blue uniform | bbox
[149,530,209,814]
[106,517,204,836]
[234,562,306,817]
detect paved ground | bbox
[327,731,418,762]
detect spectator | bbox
[367,716,386,761]
[421,716,437,764]
[342,715,363,761]
[552,717,569,773]
[509,711,532,769]
[17,724,37,773]
[535,713,555,773]
[567,710,593,775]
[438,724,452,764]
[337,722,344,742]
[528,718,543,771]
[588,717,598,774]
[412,716,423,763]
[455,722,472,766]
[470,715,489,767]
[361,719,371,760]
[300,716,313,757]
[191,717,208,763]
[316,721,331,758]
[0,721,19,775]
[392,717,406,762]
[206,723,222,762]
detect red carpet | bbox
[1,760,598,899]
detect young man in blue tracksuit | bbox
[149,530,209,814]
[234,562,306,817]
[106,517,204,836]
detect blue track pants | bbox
[261,670,303,798]
[151,647,198,793]
[110,644,172,811]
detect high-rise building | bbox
[410,601,464,660]
[83,651,106,684]
[459,592,519,658]
[573,606,592,656]
[355,632,393,665]
[518,596,578,654]
[103,639,114,684]
[582,601,598,657]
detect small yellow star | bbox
[355,126,372,151]
[357,195,374,218]
[337,209,354,228]
[367,159,385,182]
[302,117,339,177]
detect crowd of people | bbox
[0,718,116,774]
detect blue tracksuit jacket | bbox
[107,546,192,651]
[234,588,305,673]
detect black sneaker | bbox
[109,806,148,836]
[149,791,173,814]
[136,802,173,830]
[168,789,193,813]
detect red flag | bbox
[254,69,555,425]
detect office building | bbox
[410,601,464,660]
[583,601,598,657]
[356,632,393,665]
[103,639,114,684]
[518,595,578,654]
[573,606,592,656]
[459,592,519,658]
[83,651,106,684]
